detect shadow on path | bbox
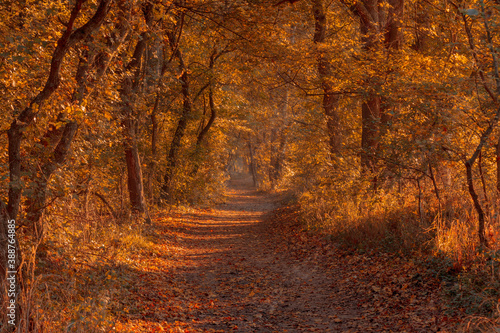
[115,174,461,333]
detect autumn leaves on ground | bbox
[90,175,462,333]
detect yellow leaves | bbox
[104,111,113,121]
[449,53,468,66]
[63,103,85,119]
[152,5,165,21]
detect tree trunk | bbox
[360,96,381,171]
[312,0,341,158]
[161,26,191,200]
[25,50,94,233]
[190,83,217,176]
[269,128,279,190]
[0,200,21,327]
[496,136,500,194]
[248,141,258,187]
[466,161,487,247]
[196,84,217,147]
[119,2,153,217]
[147,96,160,202]
[161,68,191,200]
[384,0,404,51]
[461,5,500,247]
[358,0,382,172]
[190,48,230,177]
[3,1,112,326]
[24,12,128,232]
[7,0,112,222]
[25,122,78,239]
[478,151,490,215]
[354,0,403,173]
[380,0,403,134]
[123,116,147,214]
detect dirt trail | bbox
[116,175,462,332]
[165,176,357,332]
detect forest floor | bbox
[113,175,466,332]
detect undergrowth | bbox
[293,170,500,331]
[0,210,157,332]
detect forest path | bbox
[115,175,462,332]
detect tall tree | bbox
[6,0,113,222]
[2,0,113,326]
[119,2,154,219]
[347,0,403,172]
[24,22,130,237]
[311,0,342,158]
[161,17,193,201]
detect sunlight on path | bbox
[115,174,459,333]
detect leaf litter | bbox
[113,177,464,332]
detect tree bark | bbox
[161,24,192,200]
[466,161,487,247]
[358,0,381,172]
[119,2,153,216]
[123,115,147,214]
[197,49,226,144]
[189,84,216,177]
[2,2,112,327]
[161,57,191,200]
[248,141,258,187]
[496,136,500,194]
[312,0,341,158]
[350,0,403,172]
[25,53,94,232]
[190,48,231,177]
[462,104,500,248]
[24,12,128,232]
[478,151,490,214]
[360,96,381,171]
[145,38,171,203]
[91,191,117,219]
[460,5,500,247]
[269,128,279,190]
[196,84,217,147]
[380,0,403,133]
[384,0,404,51]
[0,200,22,327]
[7,0,112,222]
[428,163,442,209]
[25,122,78,239]
[147,94,160,202]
